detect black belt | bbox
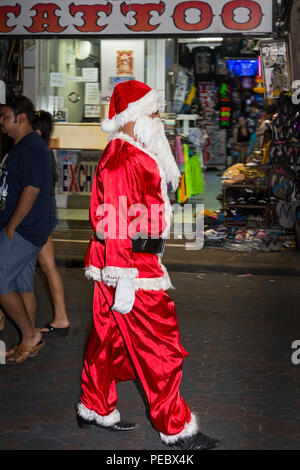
[93,233,166,255]
[132,238,166,255]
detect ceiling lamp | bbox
[75,40,91,60]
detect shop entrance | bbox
[0,0,281,240]
[22,35,275,232]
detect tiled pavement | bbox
[1,268,300,450]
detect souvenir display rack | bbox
[205,91,300,251]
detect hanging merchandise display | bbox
[0,39,23,98]
[188,126,208,166]
[218,80,232,129]
[203,91,300,252]
[214,46,229,78]
[172,68,198,115]
[193,47,214,80]
[192,46,229,167]
[175,135,205,204]
[194,77,226,167]
[253,56,266,95]
[205,123,227,167]
[181,81,198,115]
[192,46,215,125]
[172,69,189,114]
[260,40,290,99]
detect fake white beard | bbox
[133,115,181,191]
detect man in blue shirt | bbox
[0,96,53,363]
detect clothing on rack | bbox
[175,135,205,203]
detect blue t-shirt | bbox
[0,132,53,246]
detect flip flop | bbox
[41,323,70,337]
[7,341,45,364]
[6,344,18,358]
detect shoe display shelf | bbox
[222,180,274,228]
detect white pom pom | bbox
[101,117,117,133]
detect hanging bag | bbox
[270,167,295,200]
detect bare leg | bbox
[20,292,37,326]
[38,235,69,330]
[0,308,5,332]
[0,292,42,348]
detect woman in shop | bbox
[0,110,70,337]
[232,114,251,163]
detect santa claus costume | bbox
[77,80,219,450]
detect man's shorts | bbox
[0,229,41,295]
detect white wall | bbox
[23,39,37,105]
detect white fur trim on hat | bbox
[101,117,117,133]
[101,89,164,133]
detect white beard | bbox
[133,115,181,191]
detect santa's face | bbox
[149,111,160,119]
[132,113,180,191]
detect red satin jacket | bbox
[85,135,173,291]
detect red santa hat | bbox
[101,80,164,133]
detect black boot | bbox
[168,431,220,450]
[77,414,137,432]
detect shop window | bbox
[36,38,164,124]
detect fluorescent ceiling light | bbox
[197,37,223,42]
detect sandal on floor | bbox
[7,341,45,364]
[41,323,70,337]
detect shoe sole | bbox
[77,417,138,432]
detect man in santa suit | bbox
[76,80,219,450]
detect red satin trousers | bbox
[80,281,191,436]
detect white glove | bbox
[112,277,135,314]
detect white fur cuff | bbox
[77,402,121,427]
[159,413,198,444]
[102,266,139,285]
[84,266,102,282]
[85,264,173,291]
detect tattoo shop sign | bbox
[0,1,274,36]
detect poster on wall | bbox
[260,41,290,98]
[57,150,99,195]
[101,39,144,103]
[0,1,274,36]
[117,51,134,76]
